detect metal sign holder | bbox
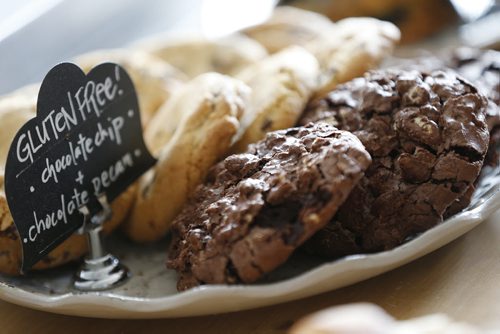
[74,194,129,291]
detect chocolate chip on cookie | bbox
[167,123,371,290]
[300,69,490,257]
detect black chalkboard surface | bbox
[4,63,156,272]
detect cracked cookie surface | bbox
[300,69,489,257]
[167,123,371,290]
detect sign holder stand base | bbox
[74,194,130,291]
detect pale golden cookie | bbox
[75,49,186,126]
[0,87,38,236]
[305,17,400,98]
[140,34,267,78]
[144,72,245,156]
[290,303,480,334]
[0,85,38,167]
[242,6,335,54]
[231,46,319,153]
[124,73,250,242]
[0,87,134,275]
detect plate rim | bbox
[1,183,499,319]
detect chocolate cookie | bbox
[449,48,499,106]
[300,69,490,257]
[390,49,499,216]
[442,48,500,216]
[448,48,500,167]
[167,123,371,290]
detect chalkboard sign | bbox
[4,63,156,272]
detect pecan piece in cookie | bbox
[167,123,371,290]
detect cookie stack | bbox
[167,67,495,290]
[0,6,498,289]
[300,69,490,257]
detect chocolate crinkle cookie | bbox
[167,123,371,290]
[449,48,499,106]
[300,69,490,257]
[448,48,499,167]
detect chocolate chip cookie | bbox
[241,6,335,53]
[167,123,371,290]
[305,17,400,99]
[125,73,250,243]
[300,69,490,257]
[231,46,319,153]
[140,34,268,78]
[442,48,500,216]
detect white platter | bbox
[0,163,499,319]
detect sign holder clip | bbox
[74,194,129,291]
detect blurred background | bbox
[0,0,498,94]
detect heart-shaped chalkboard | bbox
[4,63,156,271]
